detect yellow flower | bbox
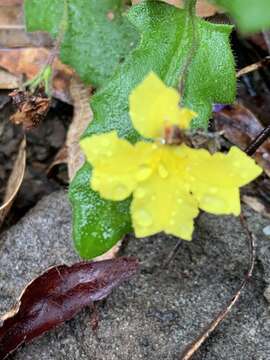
[81,72,262,240]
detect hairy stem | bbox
[179,0,198,95]
[184,0,197,15]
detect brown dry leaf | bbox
[0,69,19,89]
[214,104,270,177]
[242,195,270,219]
[67,77,92,180]
[0,257,139,360]
[241,177,270,218]
[0,48,74,103]
[0,1,23,5]
[132,0,218,17]
[0,137,26,227]
[46,145,68,175]
[0,2,51,48]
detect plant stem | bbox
[245,124,270,156]
[179,0,198,95]
[184,0,197,15]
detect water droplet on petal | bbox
[203,195,225,208]
[100,137,111,147]
[135,209,152,227]
[136,187,146,199]
[240,172,248,179]
[137,164,152,181]
[158,163,168,179]
[209,187,218,194]
[233,161,240,168]
[177,198,183,204]
[92,178,100,187]
[114,184,128,198]
[170,219,175,226]
[92,148,100,155]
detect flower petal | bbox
[81,132,138,200]
[129,72,196,139]
[186,145,262,215]
[131,169,199,240]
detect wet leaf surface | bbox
[0,256,138,360]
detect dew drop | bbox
[137,164,152,181]
[92,148,100,155]
[203,195,225,208]
[240,172,248,179]
[105,150,113,157]
[177,198,183,204]
[92,177,100,187]
[209,187,218,194]
[136,187,146,199]
[114,184,128,198]
[233,161,240,168]
[100,137,111,147]
[158,163,168,179]
[135,209,152,227]
[170,219,175,226]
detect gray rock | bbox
[1,191,270,360]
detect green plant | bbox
[25,0,270,259]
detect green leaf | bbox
[70,163,132,259]
[24,0,138,87]
[211,0,270,32]
[69,1,236,259]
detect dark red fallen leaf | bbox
[0,257,139,360]
[214,104,270,177]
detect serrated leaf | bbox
[24,0,138,87]
[211,0,270,33]
[69,1,236,259]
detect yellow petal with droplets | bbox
[186,145,262,215]
[131,146,199,240]
[80,132,156,201]
[129,72,196,139]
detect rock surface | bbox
[1,191,270,360]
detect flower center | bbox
[163,125,185,145]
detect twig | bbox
[179,214,256,360]
[236,56,270,78]
[263,31,270,54]
[163,239,183,268]
[245,124,270,156]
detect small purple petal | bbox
[213,104,228,113]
